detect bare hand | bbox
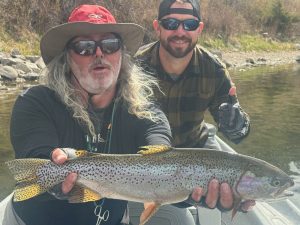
[51,148,77,194]
[191,179,233,209]
[191,179,255,211]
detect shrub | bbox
[264,0,297,38]
[0,0,298,48]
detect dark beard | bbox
[160,36,196,58]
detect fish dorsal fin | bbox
[140,202,161,225]
[68,184,102,203]
[75,150,91,157]
[137,145,172,155]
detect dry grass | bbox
[0,24,40,55]
[0,0,298,54]
[0,0,299,39]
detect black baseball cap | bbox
[158,0,201,20]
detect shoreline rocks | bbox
[0,49,299,90]
[0,51,45,90]
[221,50,300,69]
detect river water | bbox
[0,64,300,201]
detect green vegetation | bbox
[234,35,294,51]
[199,35,295,52]
[265,0,299,35]
[0,0,298,55]
[1,32,295,56]
[0,25,40,55]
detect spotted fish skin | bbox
[6,147,294,205]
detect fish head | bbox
[235,156,294,200]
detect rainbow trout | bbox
[6,145,294,225]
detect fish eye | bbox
[271,178,281,187]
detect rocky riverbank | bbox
[0,49,44,90]
[221,50,300,69]
[0,49,299,90]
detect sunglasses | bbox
[67,38,122,56]
[159,18,200,31]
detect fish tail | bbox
[6,158,50,201]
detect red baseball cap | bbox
[40,5,144,64]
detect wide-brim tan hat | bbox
[40,5,145,65]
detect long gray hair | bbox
[40,50,160,136]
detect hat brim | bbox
[40,22,145,64]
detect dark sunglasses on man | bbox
[67,38,122,56]
[159,18,200,31]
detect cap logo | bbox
[88,14,103,19]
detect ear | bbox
[153,19,161,36]
[198,22,204,34]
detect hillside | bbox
[0,0,299,55]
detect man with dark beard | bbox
[136,0,253,212]
[136,0,250,151]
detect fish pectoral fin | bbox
[6,158,49,201]
[137,145,172,155]
[68,184,102,203]
[14,179,47,201]
[231,198,242,220]
[139,202,160,225]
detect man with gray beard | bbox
[7,4,173,225]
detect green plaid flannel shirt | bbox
[136,42,237,147]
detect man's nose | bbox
[175,23,187,33]
[95,46,104,57]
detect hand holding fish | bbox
[190,180,234,208]
[51,148,77,194]
[191,181,255,212]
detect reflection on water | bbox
[227,64,300,172]
[0,87,22,200]
[0,65,300,201]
